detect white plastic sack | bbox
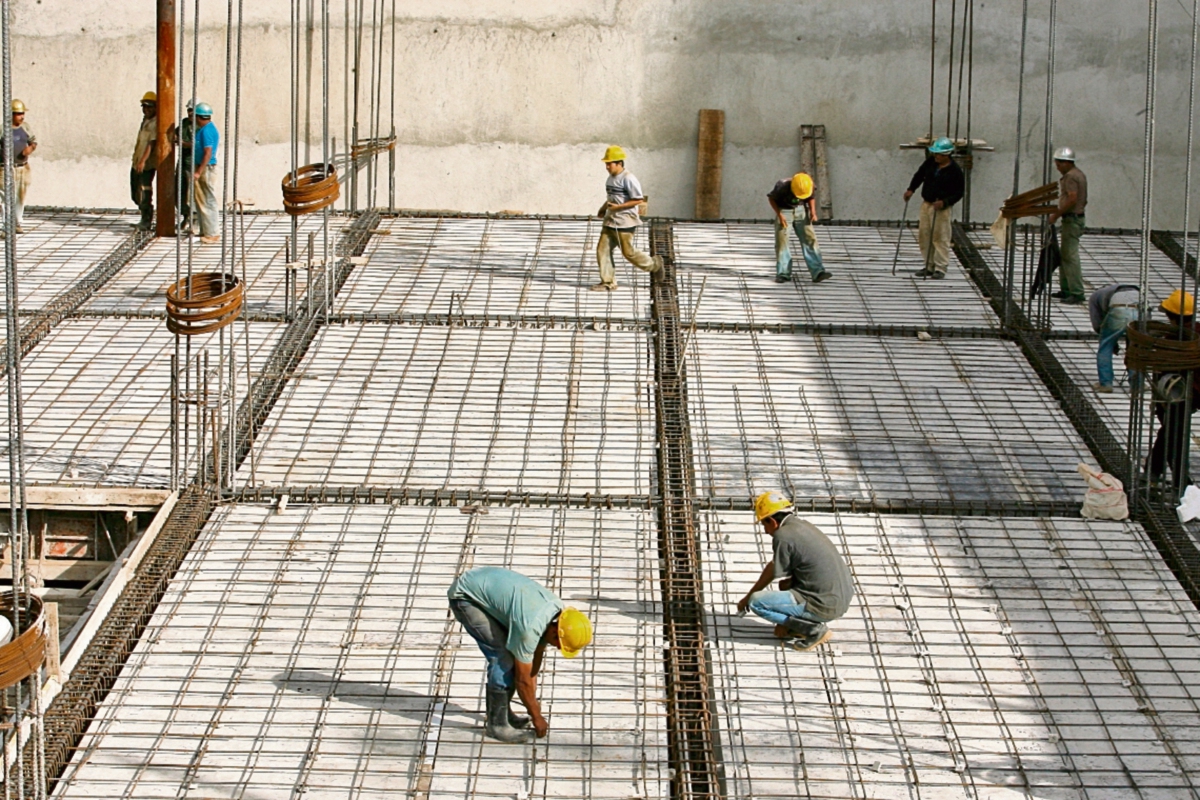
[1077,463,1129,521]
[1177,484,1200,523]
[990,213,1009,250]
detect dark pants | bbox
[1151,399,1197,490]
[174,153,193,229]
[450,598,514,691]
[130,167,155,229]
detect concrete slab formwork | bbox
[51,504,668,800]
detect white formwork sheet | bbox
[687,331,1092,503]
[3,209,139,311]
[965,230,1183,334]
[0,318,284,487]
[336,217,652,319]
[701,511,1200,800]
[672,222,997,329]
[52,504,668,800]
[83,213,332,316]
[240,323,655,495]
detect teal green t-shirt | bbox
[448,567,563,663]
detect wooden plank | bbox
[799,125,816,183]
[0,558,111,583]
[0,486,170,510]
[813,124,833,220]
[694,109,725,220]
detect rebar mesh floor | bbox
[239,323,654,494]
[84,214,331,316]
[702,511,1200,799]
[52,504,668,800]
[687,331,1092,503]
[335,217,652,320]
[673,223,998,329]
[0,318,283,487]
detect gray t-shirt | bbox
[1060,167,1087,215]
[772,515,854,620]
[604,169,644,229]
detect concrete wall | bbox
[11,0,1200,228]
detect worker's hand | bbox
[903,190,913,201]
[736,595,750,614]
[932,200,944,210]
[194,168,203,180]
[533,715,549,738]
[776,214,787,228]
[1048,212,1059,224]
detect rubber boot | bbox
[485,688,534,743]
[506,686,531,729]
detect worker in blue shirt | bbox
[192,102,220,243]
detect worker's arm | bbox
[806,197,819,224]
[195,146,213,178]
[20,142,35,158]
[768,197,787,228]
[736,561,776,612]
[530,640,547,678]
[903,160,929,201]
[1048,188,1077,224]
[607,196,643,211]
[513,660,548,737]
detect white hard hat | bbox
[1053,146,1076,162]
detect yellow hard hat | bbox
[602,145,627,163]
[791,173,814,200]
[557,607,592,658]
[1161,290,1195,317]
[10,100,25,114]
[754,491,793,522]
[142,91,157,104]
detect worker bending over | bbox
[591,146,662,291]
[768,172,830,284]
[1088,283,1139,394]
[903,137,963,279]
[448,566,593,743]
[1048,147,1088,305]
[737,492,854,651]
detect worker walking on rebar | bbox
[736,492,854,652]
[1148,290,1199,495]
[903,137,963,279]
[1048,147,1088,305]
[591,146,662,291]
[768,172,831,284]
[448,566,593,743]
[131,92,158,232]
[0,100,37,234]
[192,102,220,244]
[1089,283,1140,394]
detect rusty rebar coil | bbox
[1125,321,1200,372]
[282,163,340,216]
[166,272,244,336]
[0,592,45,691]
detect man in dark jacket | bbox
[903,137,964,279]
[736,491,854,652]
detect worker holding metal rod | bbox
[903,137,964,279]
[448,566,593,743]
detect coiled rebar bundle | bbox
[1124,321,1200,372]
[282,163,340,216]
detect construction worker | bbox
[1048,147,1088,305]
[591,146,662,291]
[1088,283,1140,393]
[768,172,831,284]
[0,100,37,233]
[1149,290,1199,495]
[192,102,220,244]
[169,100,196,233]
[447,566,593,743]
[903,137,963,279]
[131,92,158,231]
[736,492,854,652]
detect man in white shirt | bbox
[591,146,662,291]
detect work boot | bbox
[1093,382,1114,394]
[1061,295,1085,305]
[913,268,933,278]
[813,271,832,284]
[485,688,534,743]
[788,623,833,652]
[774,275,790,283]
[505,686,531,729]
[1051,290,1067,299]
[589,282,617,292]
[932,270,946,280]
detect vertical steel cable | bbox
[324,0,332,310]
[230,0,246,488]
[1129,0,1160,503]
[929,0,937,138]
[1041,0,1056,186]
[1004,0,1030,330]
[389,0,396,210]
[945,0,957,137]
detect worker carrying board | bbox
[737,492,854,651]
[448,567,593,743]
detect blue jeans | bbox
[1097,306,1138,387]
[450,599,514,691]
[774,210,825,281]
[748,589,828,635]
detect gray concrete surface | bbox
[11,0,1200,226]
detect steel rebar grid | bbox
[649,221,724,799]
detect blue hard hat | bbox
[928,137,955,155]
[193,101,213,118]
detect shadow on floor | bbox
[570,594,787,647]
[272,669,481,723]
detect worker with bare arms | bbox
[1048,147,1088,305]
[590,145,662,291]
[448,566,593,742]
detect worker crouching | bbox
[737,492,854,651]
[448,566,593,743]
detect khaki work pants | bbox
[1,163,30,228]
[195,168,219,237]
[596,226,656,287]
[917,201,952,273]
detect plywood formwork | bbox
[51,504,668,800]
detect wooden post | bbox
[694,109,725,220]
[813,124,833,220]
[45,602,60,681]
[155,0,177,238]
